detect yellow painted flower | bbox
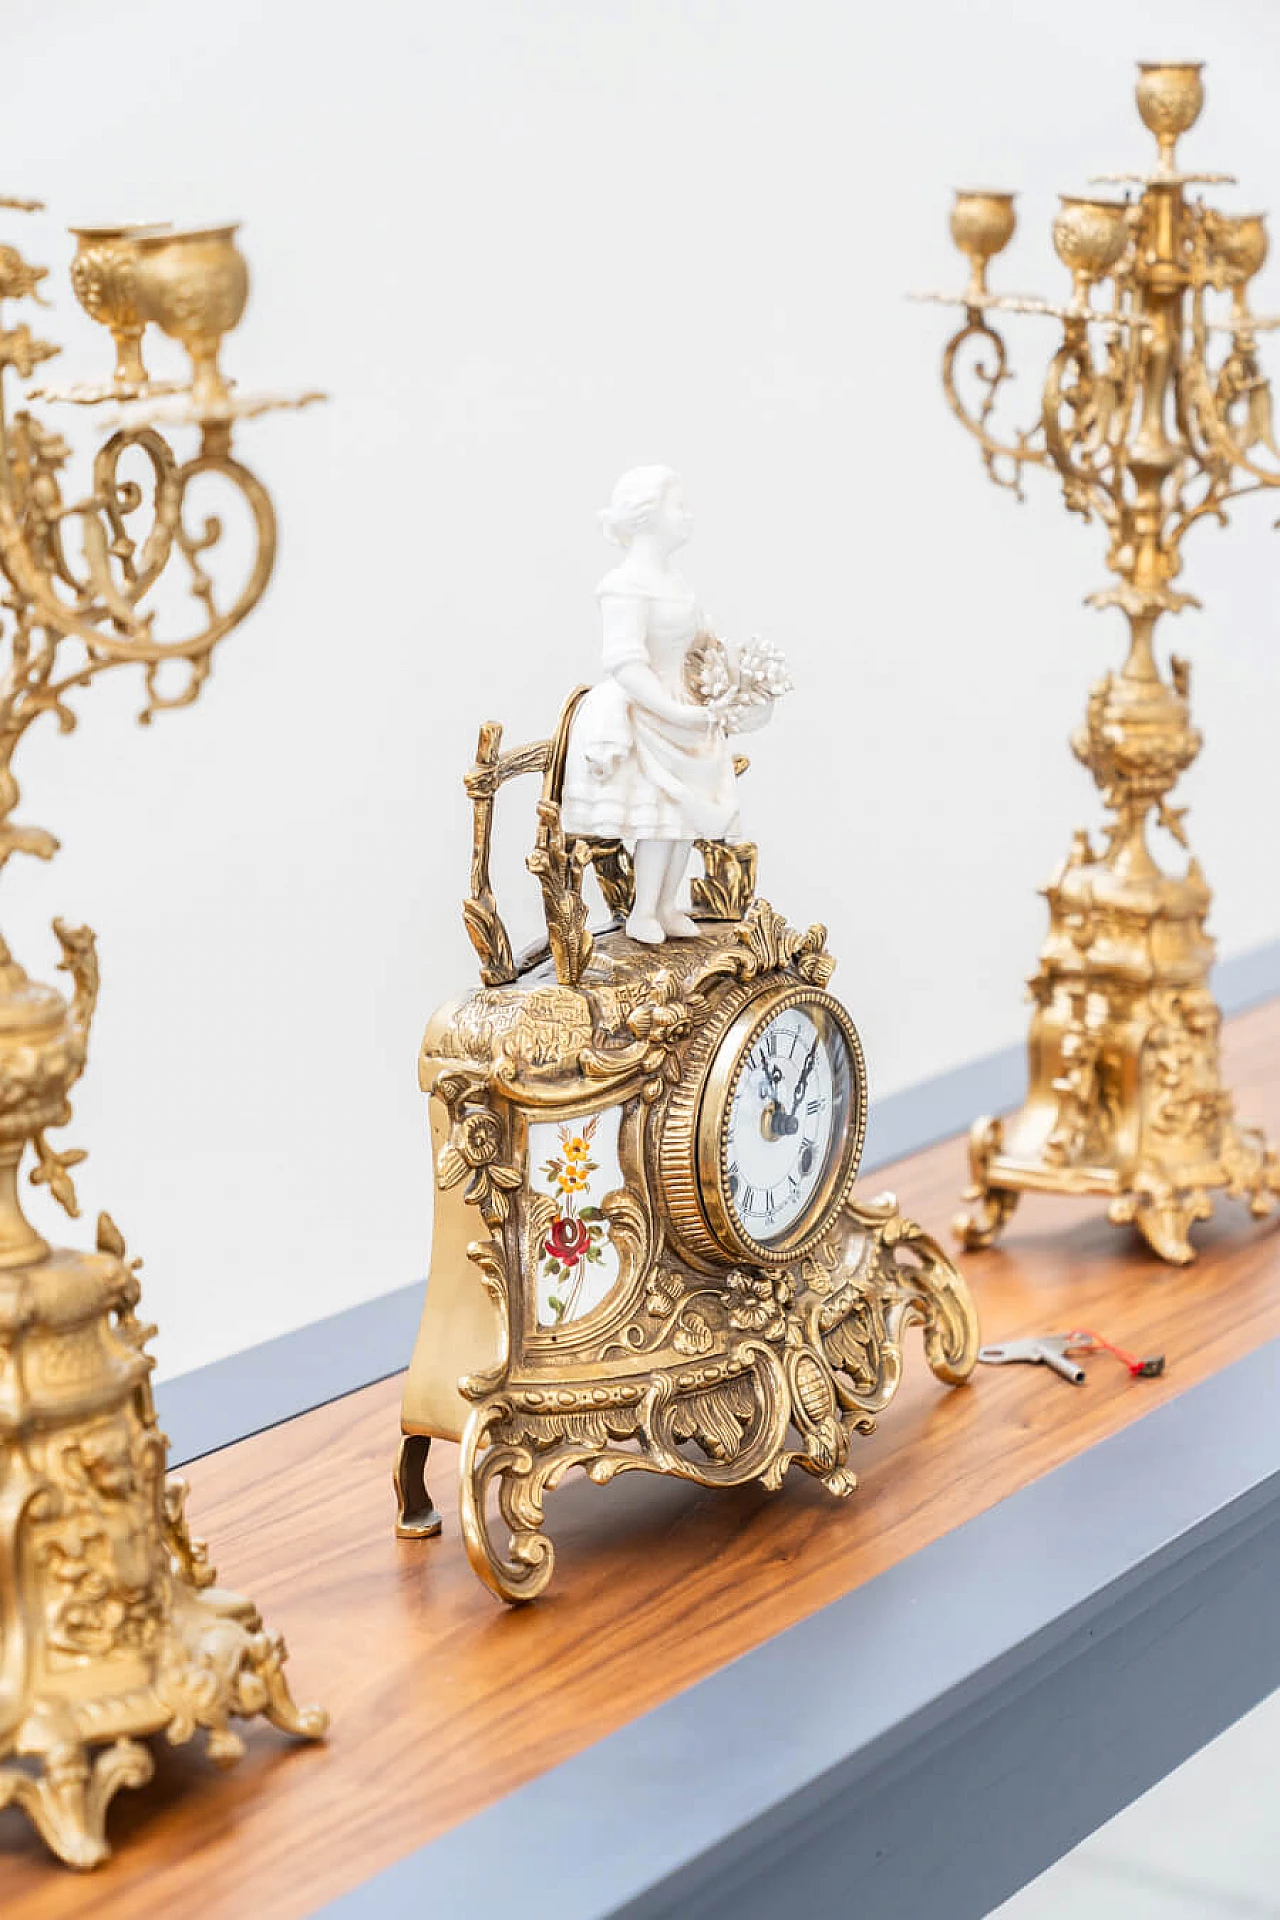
[562,1135,592,1162]
[558,1167,589,1194]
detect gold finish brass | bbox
[131,224,249,411]
[919,59,1280,1264]
[950,191,1017,305]
[67,223,172,394]
[397,709,979,1604]
[0,201,325,1869]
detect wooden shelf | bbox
[6,1000,1280,1918]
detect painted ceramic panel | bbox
[530,1107,623,1326]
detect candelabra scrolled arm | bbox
[1161,455,1241,557]
[1180,329,1280,492]
[127,442,277,721]
[85,428,181,608]
[941,311,1045,499]
[0,420,276,740]
[1041,332,1122,527]
[0,210,319,790]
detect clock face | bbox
[722,1002,857,1248]
[664,982,868,1269]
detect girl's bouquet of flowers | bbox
[685,631,793,736]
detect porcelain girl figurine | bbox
[561,465,788,945]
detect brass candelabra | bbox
[0,206,325,1869]
[918,60,1280,1265]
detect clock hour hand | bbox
[753,1052,785,1104]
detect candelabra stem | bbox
[1122,608,1159,683]
[112,325,146,388]
[958,601,1278,1261]
[0,1138,47,1268]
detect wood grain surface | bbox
[6,1001,1280,1917]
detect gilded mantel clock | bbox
[395,704,980,1603]
[396,466,978,1602]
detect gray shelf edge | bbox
[157,935,1280,1468]
[319,1335,1280,1920]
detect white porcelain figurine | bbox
[560,465,789,945]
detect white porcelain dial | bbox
[723,1003,854,1247]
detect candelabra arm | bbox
[941,311,1045,499]
[1181,289,1280,488]
[0,362,277,781]
[1041,329,1123,528]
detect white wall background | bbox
[3,0,1278,1378]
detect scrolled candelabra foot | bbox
[1241,1136,1280,1219]
[393,1431,443,1540]
[1247,1159,1280,1219]
[235,1625,331,1744]
[1109,1186,1212,1268]
[954,1116,1021,1251]
[1108,1124,1280,1266]
[0,1738,155,1872]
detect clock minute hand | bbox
[789,1038,820,1119]
[771,1037,819,1138]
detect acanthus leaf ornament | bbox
[690,837,758,921]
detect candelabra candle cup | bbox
[1052,195,1130,309]
[131,223,248,410]
[1208,210,1269,311]
[950,189,1016,302]
[68,222,171,390]
[1135,61,1205,166]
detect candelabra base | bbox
[955,834,1280,1266]
[958,1106,1278,1266]
[0,930,325,1870]
[0,1238,328,1871]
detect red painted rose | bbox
[544,1216,591,1267]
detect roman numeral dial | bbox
[717,993,863,1256]
[662,982,868,1271]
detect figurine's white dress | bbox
[560,573,739,843]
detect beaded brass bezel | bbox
[680,982,868,1268]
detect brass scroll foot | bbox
[954,1116,1021,1251]
[0,1739,153,1872]
[458,1402,556,1606]
[393,1432,443,1539]
[886,1213,981,1386]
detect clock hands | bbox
[764,1035,819,1140]
[752,1045,785,1109]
